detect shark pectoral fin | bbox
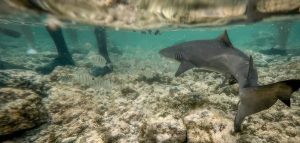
[175,61,194,77]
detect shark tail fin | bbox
[258,79,300,107]
[234,79,300,132]
[276,80,300,107]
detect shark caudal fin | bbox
[275,80,300,107]
[255,79,300,107]
[235,79,300,132]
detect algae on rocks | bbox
[0,88,48,136]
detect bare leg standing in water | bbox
[36,26,75,74]
[36,26,113,76]
[90,27,113,76]
[260,20,294,55]
[276,21,293,50]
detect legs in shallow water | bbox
[36,26,113,76]
[260,20,294,55]
[276,20,293,50]
[90,27,113,77]
[36,26,74,74]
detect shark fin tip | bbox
[284,80,300,92]
[278,98,291,107]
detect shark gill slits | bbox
[175,53,178,60]
[175,52,183,61]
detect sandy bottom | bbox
[1,46,300,143]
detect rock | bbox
[0,70,50,97]
[140,116,186,143]
[0,88,48,136]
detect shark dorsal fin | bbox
[245,55,254,87]
[218,30,233,48]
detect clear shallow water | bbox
[1,10,300,143]
[2,19,300,54]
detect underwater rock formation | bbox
[0,70,50,97]
[0,45,300,142]
[0,88,48,136]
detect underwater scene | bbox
[1,0,300,143]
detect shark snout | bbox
[159,48,167,57]
[159,48,174,59]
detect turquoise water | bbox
[1,17,300,142]
[2,19,300,55]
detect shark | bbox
[235,57,300,132]
[159,30,258,88]
[159,30,300,132]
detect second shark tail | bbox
[235,79,300,132]
[275,80,300,106]
[235,56,300,132]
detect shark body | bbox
[159,31,258,87]
[159,30,300,132]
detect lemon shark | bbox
[159,30,300,132]
[159,30,258,87]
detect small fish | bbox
[26,48,38,55]
[141,31,147,34]
[0,27,21,38]
[154,30,161,35]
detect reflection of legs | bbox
[20,25,36,50]
[36,26,74,74]
[90,27,113,77]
